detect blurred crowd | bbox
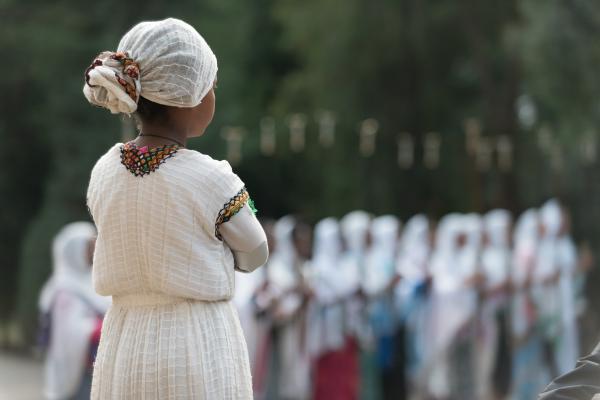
[234,199,593,400]
[36,200,592,400]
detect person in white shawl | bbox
[339,210,376,399]
[534,200,564,379]
[510,208,550,400]
[476,209,512,399]
[427,213,481,399]
[339,211,372,345]
[307,217,360,400]
[423,213,461,398]
[448,213,483,399]
[395,214,433,397]
[38,222,111,400]
[363,215,404,399]
[265,216,312,400]
[553,200,580,375]
[306,218,347,358]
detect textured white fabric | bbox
[219,204,268,272]
[84,18,218,114]
[86,143,254,399]
[83,50,141,114]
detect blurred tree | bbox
[3,0,600,346]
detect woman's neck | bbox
[133,122,189,148]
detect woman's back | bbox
[87,142,254,399]
[88,142,245,301]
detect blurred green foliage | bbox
[2,0,600,344]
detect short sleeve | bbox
[201,159,250,240]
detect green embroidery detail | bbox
[247,198,258,215]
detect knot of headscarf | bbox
[84,50,141,114]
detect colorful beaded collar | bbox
[120,142,179,177]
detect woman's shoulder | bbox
[181,150,245,199]
[90,142,123,173]
[181,149,240,179]
[182,148,228,168]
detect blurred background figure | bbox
[340,211,375,400]
[395,215,434,398]
[476,209,512,400]
[363,215,404,400]
[308,217,359,400]
[37,222,110,400]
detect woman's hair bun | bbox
[83,51,141,114]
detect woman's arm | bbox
[219,204,268,273]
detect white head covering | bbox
[39,221,110,313]
[340,210,371,257]
[83,17,218,114]
[271,215,297,271]
[397,214,430,279]
[265,215,300,300]
[395,214,430,307]
[364,215,400,295]
[313,218,342,273]
[310,217,344,301]
[481,209,512,289]
[428,214,479,360]
[533,200,563,332]
[512,208,539,282]
[535,199,563,281]
[484,209,512,248]
[540,199,562,238]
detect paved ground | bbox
[0,351,44,400]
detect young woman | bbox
[83,17,268,399]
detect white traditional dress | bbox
[86,142,265,399]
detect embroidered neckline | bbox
[215,187,252,240]
[120,141,179,177]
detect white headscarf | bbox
[340,210,371,258]
[83,18,218,114]
[481,209,512,290]
[364,215,400,296]
[39,222,110,314]
[395,214,431,316]
[311,217,343,303]
[339,210,372,340]
[267,216,301,317]
[429,213,463,292]
[512,208,539,287]
[535,199,562,282]
[39,222,111,400]
[397,214,430,283]
[457,213,483,280]
[429,214,479,357]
